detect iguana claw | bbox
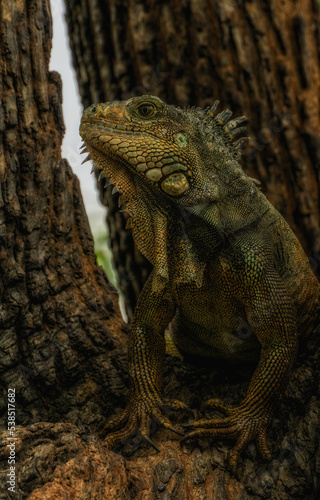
[165,425,184,436]
[181,422,195,430]
[142,435,160,452]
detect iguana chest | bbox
[169,260,261,362]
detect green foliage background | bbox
[94,227,117,287]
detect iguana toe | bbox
[201,398,233,414]
[182,404,272,466]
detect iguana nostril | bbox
[89,104,98,114]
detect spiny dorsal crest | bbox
[186,101,248,159]
[208,101,248,156]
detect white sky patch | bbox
[50,0,106,235]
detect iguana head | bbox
[80,95,248,207]
[80,95,251,290]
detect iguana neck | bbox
[186,179,269,240]
[127,176,267,293]
[127,180,207,293]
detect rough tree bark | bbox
[66,0,320,319]
[0,1,128,498]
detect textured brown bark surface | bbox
[0,1,128,498]
[66,0,320,319]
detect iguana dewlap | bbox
[80,95,320,466]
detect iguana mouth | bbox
[82,119,140,134]
[80,119,191,197]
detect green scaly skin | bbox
[80,96,320,466]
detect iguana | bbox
[79,95,320,466]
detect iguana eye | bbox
[136,103,156,119]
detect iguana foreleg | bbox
[103,272,186,449]
[184,253,298,466]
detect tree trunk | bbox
[66,0,320,319]
[0,1,128,498]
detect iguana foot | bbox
[182,398,272,466]
[102,397,188,450]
